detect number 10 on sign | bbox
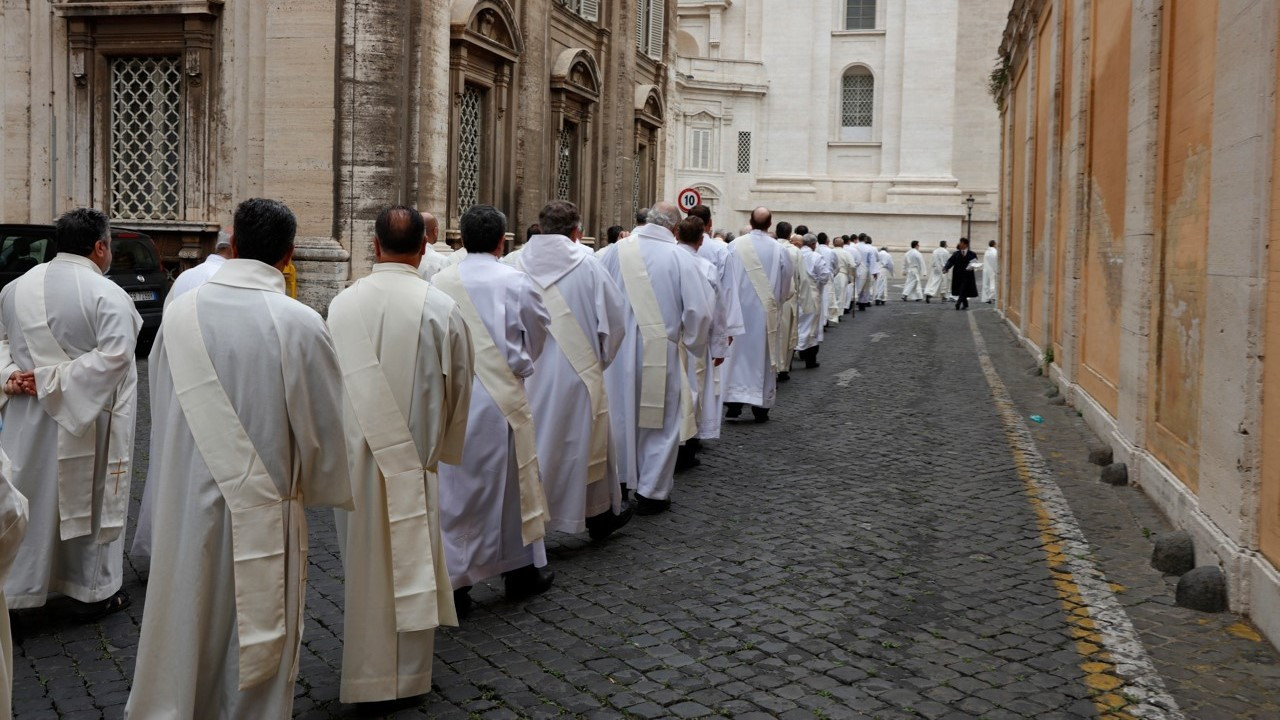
[678,188,702,212]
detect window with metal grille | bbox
[689,128,712,170]
[845,0,876,30]
[841,70,874,127]
[555,0,598,22]
[633,156,642,214]
[556,124,578,202]
[109,56,183,221]
[458,86,484,213]
[736,131,751,173]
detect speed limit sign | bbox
[677,187,703,212]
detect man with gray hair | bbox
[163,228,235,309]
[416,210,449,280]
[600,202,713,515]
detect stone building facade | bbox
[997,0,1280,646]
[666,0,1007,246]
[0,0,676,309]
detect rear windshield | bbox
[111,236,159,272]
[0,233,53,274]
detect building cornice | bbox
[53,0,223,17]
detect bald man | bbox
[417,211,449,281]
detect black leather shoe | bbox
[777,371,790,382]
[724,402,743,418]
[503,565,555,600]
[587,498,634,540]
[634,493,671,516]
[453,587,472,618]
[675,444,701,472]
[751,407,770,423]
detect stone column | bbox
[888,0,960,202]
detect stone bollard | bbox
[1151,531,1195,576]
[1175,566,1228,613]
[1101,462,1128,486]
[1088,445,1114,466]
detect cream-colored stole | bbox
[165,290,293,690]
[734,239,782,372]
[433,267,549,545]
[14,264,131,542]
[329,278,448,632]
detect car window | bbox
[0,234,52,274]
[111,236,159,272]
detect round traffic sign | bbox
[677,187,702,212]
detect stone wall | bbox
[997,0,1280,648]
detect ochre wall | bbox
[1260,22,1280,567]
[1147,0,1217,491]
[1028,8,1053,349]
[1051,0,1073,365]
[1077,0,1130,415]
[1008,60,1028,329]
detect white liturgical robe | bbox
[518,235,627,534]
[327,262,474,703]
[0,254,139,609]
[0,450,29,719]
[679,244,733,441]
[600,227,712,501]
[927,246,952,298]
[721,231,793,407]
[435,254,552,588]
[164,253,227,309]
[981,247,999,303]
[875,250,895,302]
[857,243,880,304]
[126,260,353,719]
[815,244,838,326]
[417,244,451,281]
[795,247,830,351]
[779,241,803,371]
[830,248,852,322]
[903,248,926,301]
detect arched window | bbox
[840,67,874,142]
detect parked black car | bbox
[0,224,168,354]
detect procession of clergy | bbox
[0,196,996,718]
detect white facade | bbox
[668,0,1008,246]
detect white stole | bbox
[328,280,445,632]
[517,259,610,486]
[616,241,696,441]
[13,264,131,542]
[165,291,293,691]
[432,267,549,546]
[734,240,783,372]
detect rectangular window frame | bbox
[736,131,752,174]
[107,54,185,222]
[844,0,877,31]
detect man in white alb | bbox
[0,208,139,620]
[830,237,853,319]
[0,450,28,717]
[875,246,895,305]
[794,234,831,369]
[770,220,801,383]
[417,211,451,281]
[434,205,554,611]
[165,228,233,307]
[856,234,880,310]
[902,241,926,302]
[127,199,353,718]
[600,203,713,515]
[328,206,474,703]
[517,200,632,541]
[981,240,999,303]
[926,240,952,303]
[814,234,840,326]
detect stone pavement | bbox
[10,299,1280,719]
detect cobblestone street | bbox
[11,300,1280,719]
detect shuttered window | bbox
[637,0,665,60]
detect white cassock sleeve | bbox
[594,266,628,370]
[718,252,747,344]
[281,319,355,510]
[32,294,139,436]
[511,274,552,373]
[678,256,714,360]
[439,305,474,466]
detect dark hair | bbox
[538,200,580,238]
[460,205,507,254]
[817,232,829,245]
[374,205,425,256]
[607,225,625,245]
[233,198,297,266]
[687,204,711,225]
[860,234,871,243]
[526,224,541,242]
[958,237,970,248]
[910,240,919,249]
[841,235,850,243]
[677,217,705,246]
[989,240,997,248]
[636,209,649,226]
[54,208,110,256]
[749,207,772,231]
[775,221,792,239]
[939,240,949,247]
[795,225,809,236]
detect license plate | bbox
[129,291,157,302]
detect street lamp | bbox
[965,195,976,243]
